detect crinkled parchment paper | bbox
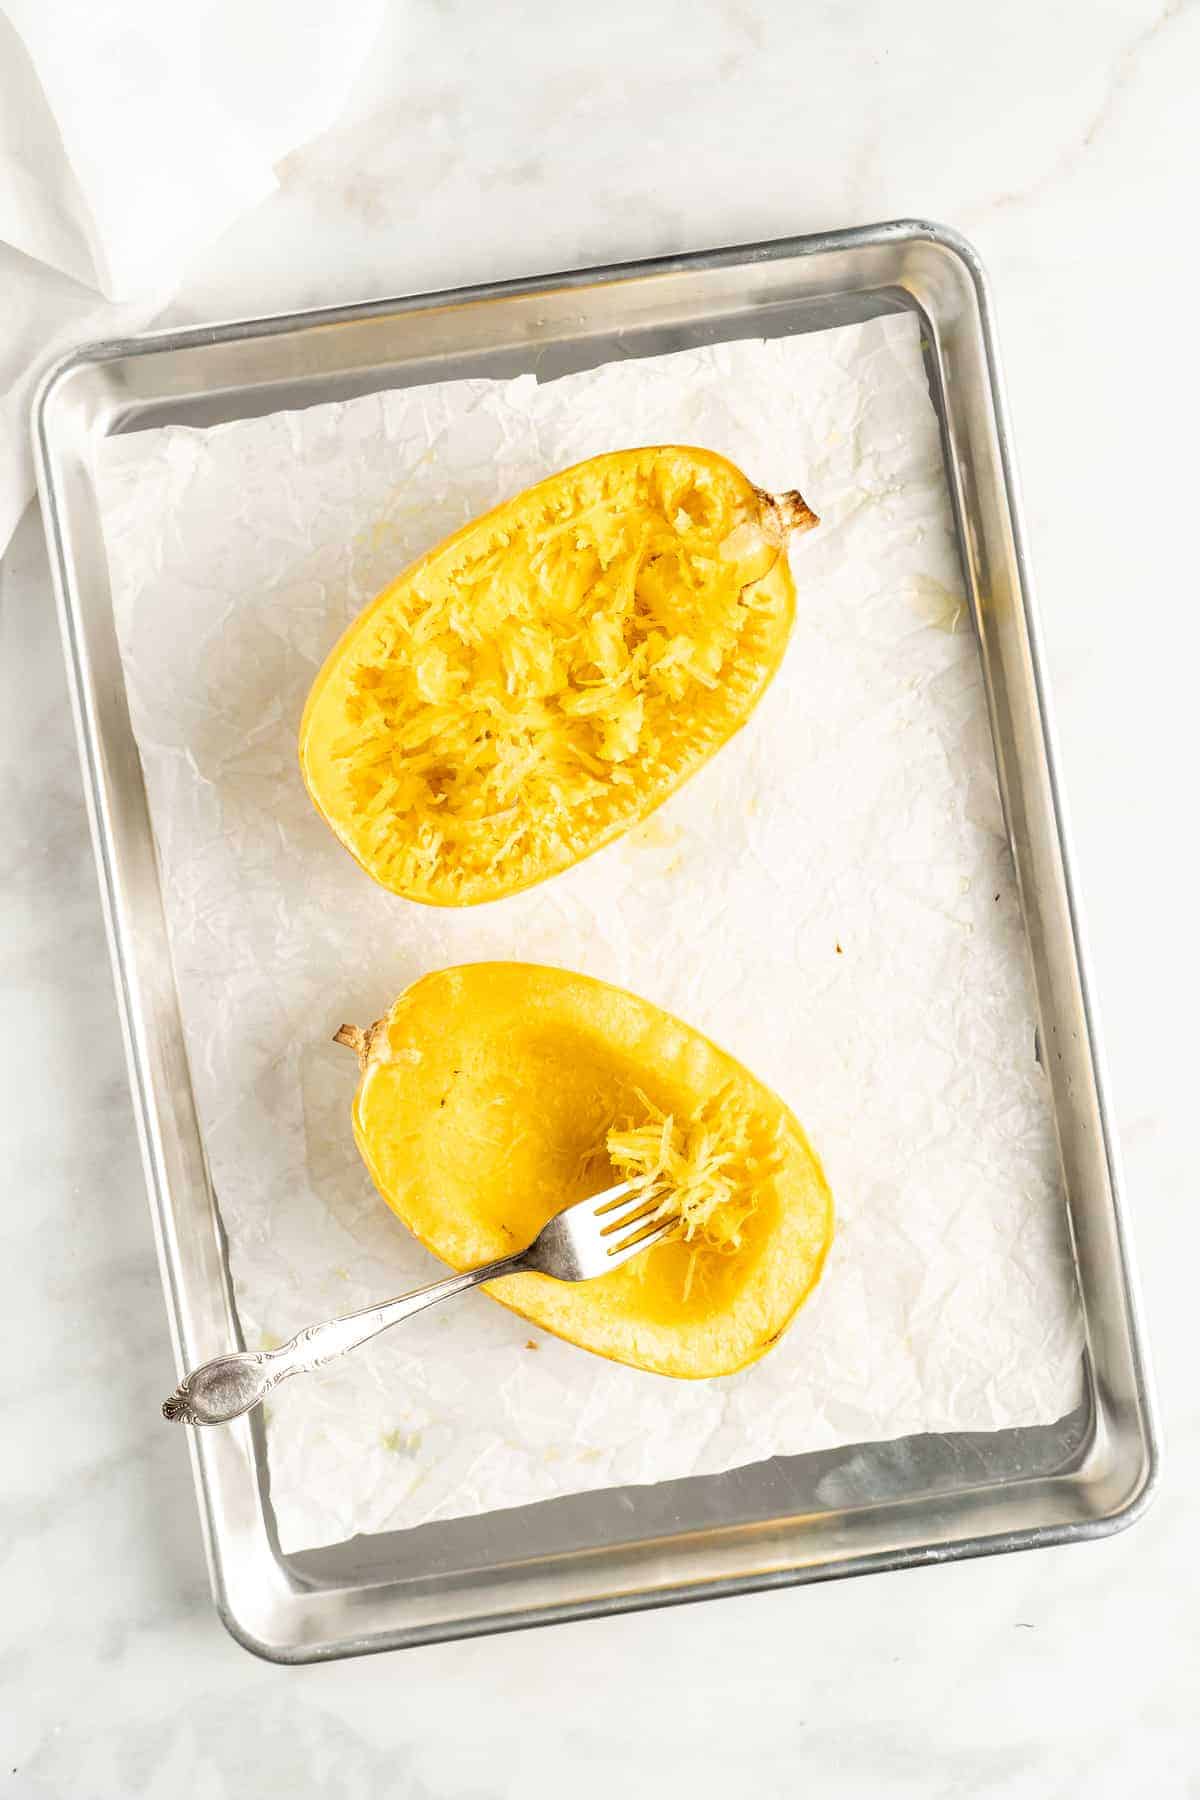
[96,314,1083,1553]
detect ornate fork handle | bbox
[163,1252,526,1425]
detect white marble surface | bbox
[2,0,1196,1792]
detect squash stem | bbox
[333,1021,385,1071]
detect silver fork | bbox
[162,1181,672,1426]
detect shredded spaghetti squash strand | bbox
[331,452,768,895]
[605,1085,783,1300]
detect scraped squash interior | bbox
[301,447,816,906]
[338,963,833,1377]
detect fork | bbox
[162,1180,672,1426]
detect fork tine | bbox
[573,1180,680,1271]
[606,1215,679,1261]
[598,1194,663,1238]
[590,1181,639,1217]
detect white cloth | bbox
[0,0,385,555]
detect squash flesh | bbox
[342,963,833,1377]
[301,448,816,906]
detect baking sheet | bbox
[95,312,1084,1553]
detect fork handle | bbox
[162,1251,528,1426]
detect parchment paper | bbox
[96,313,1084,1553]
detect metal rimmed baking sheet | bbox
[34,220,1158,1661]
